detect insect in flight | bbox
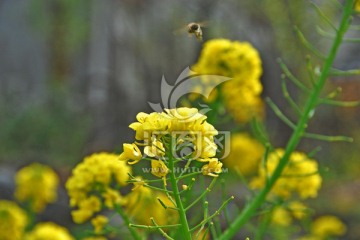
[174,22,208,41]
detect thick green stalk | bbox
[168,136,192,240]
[218,1,353,239]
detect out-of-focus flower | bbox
[355,0,360,12]
[14,163,59,212]
[66,152,131,224]
[223,133,264,176]
[250,149,322,199]
[271,206,293,226]
[125,184,178,226]
[0,200,28,240]
[192,39,262,80]
[24,222,74,240]
[91,215,109,234]
[311,215,347,238]
[271,201,309,226]
[191,39,264,123]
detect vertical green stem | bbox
[114,204,143,240]
[168,136,192,240]
[218,1,353,239]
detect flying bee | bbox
[187,22,205,41]
[174,22,207,41]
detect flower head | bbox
[223,133,264,176]
[191,39,264,123]
[311,215,346,238]
[14,163,59,212]
[119,143,142,165]
[91,215,109,234]
[128,108,219,166]
[24,222,74,240]
[151,160,169,178]
[250,149,322,199]
[201,158,223,177]
[66,152,131,224]
[0,200,28,240]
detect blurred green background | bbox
[0,0,359,239]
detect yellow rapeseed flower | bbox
[191,39,264,123]
[14,163,59,213]
[311,215,347,238]
[271,201,309,226]
[222,133,264,176]
[201,158,223,177]
[250,149,322,199]
[24,222,74,240]
[91,215,109,234]
[144,138,165,157]
[271,206,293,226]
[0,200,28,240]
[118,143,142,164]
[66,152,131,224]
[151,160,169,178]
[128,107,221,177]
[125,184,178,226]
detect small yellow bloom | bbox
[102,187,124,209]
[271,206,292,226]
[151,160,169,178]
[250,149,322,200]
[201,158,223,177]
[223,133,264,176]
[311,215,347,238]
[144,138,165,157]
[288,201,308,220]
[66,153,131,224]
[14,163,59,212]
[0,200,28,240]
[192,39,264,123]
[72,196,102,224]
[91,215,109,234]
[24,222,74,240]
[119,143,142,164]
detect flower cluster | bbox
[270,201,308,226]
[66,153,131,224]
[14,163,59,212]
[0,200,28,240]
[222,133,264,176]
[121,107,222,178]
[299,215,347,240]
[192,39,264,123]
[66,152,179,235]
[250,149,322,199]
[24,222,74,240]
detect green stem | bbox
[218,1,353,239]
[168,136,192,240]
[114,204,143,240]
